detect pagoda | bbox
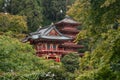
[22,24,71,62]
[55,15,84,56]
[22,16,84,62]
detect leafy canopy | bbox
[61,53,80,73]
[0,13,27,33]
[0,35,53,73]
[67,0,120,79]
[0,0,43,32]
[68,0,120,38]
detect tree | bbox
[41,0,76,25]
[0,0,76,32]
[61,53,80,73]
[67,0,120,79]
[0,0,4,12]
[67,0,120,63]
[0,13,27,33]
[0,0,43,32]
[67,0,120,51]
[76,29,120,80]
[0,35,47,73]
[68,0,120,38]
[0,13,28,39]
[0,35,60,80]
[42,0,67,25]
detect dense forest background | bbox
[0,0,75,32]
[0,0,120,80]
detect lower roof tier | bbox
[57,41,84,48]
[60,44,84,48]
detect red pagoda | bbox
[55,15,84,56]
[23,16,83,62]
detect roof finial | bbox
[51,22,54,25]
[65,15,71,19]
[60,9,63,13]
[39,26,42,28]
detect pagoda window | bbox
[36,45,41,51]
[35,45,38,51]
[53,44,56,50]
[43,44,46,50]
[47,44,50,50]
[37,45,40,51]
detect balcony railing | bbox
[36,49,77,54]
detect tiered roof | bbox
[55,15,80,26]
[61,42,84,48]
[60,28,80,33]
[55,15,84,51]
[22,24,71,43]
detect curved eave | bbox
[22,35,72,42]
[60,44,84,48]
[55,22,80,26]
[40,36,72,40]
[21,37,30,43]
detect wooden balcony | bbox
[36,49,77,54]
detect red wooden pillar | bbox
[55,56,60,62]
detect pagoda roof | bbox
[60,42,84,48]
[55,15,80,26]
[60,29,80,33]
[22,24,71,42]
[60,44,84,48]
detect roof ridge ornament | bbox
[39,26,42,28]
[36,26,42,32]
[51,22,54,26]
[65,15,71,19]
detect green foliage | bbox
[0,0,43,32]
[0,35,39,72]
[68,0,120,79]
[61,53,80,73]
[0,0,76,32]
[67,0,76,6]
[0,0,3,12]
[0,71,42,80]
[68,0,120,39]
[42,0,66,25]
[0,13,27,33]
[0,35,59,80]
[41,0,75,25]
[101,0,117,7]
[40,63,67,80]
[76,66,116,80]
[0,35,73,80]
[76,28,120,80]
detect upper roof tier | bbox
[22,24,72,43]
[55,15,80,26]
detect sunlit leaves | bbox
[68,0,120,38]
[101,0,116,7]
[0,13,27,33]
[0,35,54,73]
[0,0,43,32]
[67,0,120,79]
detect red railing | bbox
[36,49,77,54]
